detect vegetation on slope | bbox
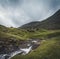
[12,31,60,59]
[0,25,29,40]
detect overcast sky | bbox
[0,0,60,27]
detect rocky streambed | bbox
[0,38,41,59]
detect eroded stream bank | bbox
[0,38,41,59]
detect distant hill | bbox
[20,9,60,30]
[0,25,28,40]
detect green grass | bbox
[0,25,60,40]
[12,36,60,59]
[0,25,60,59]
[26,30,60,39]
[0,27,29,40]
[11,30,60,59]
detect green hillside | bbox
[0,25,29,40]
[12,30,60,59]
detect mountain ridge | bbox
[20,9,60,30]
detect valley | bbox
[0,9,60,59]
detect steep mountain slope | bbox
[20,9,60,30]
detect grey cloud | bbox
[0,0,22,8]
[22,0,60,20]
[0,0,60,27]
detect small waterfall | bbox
[0,54,7,59]
[0,39,40,59]
[8,50,22,59]
[20,46,32,55]
[0,46,32,59]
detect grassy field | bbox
[0,25,60,59]
[0,26,29,40]
[11,30,60,59]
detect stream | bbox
[0,39,41,59]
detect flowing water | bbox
[0,39,40,59]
